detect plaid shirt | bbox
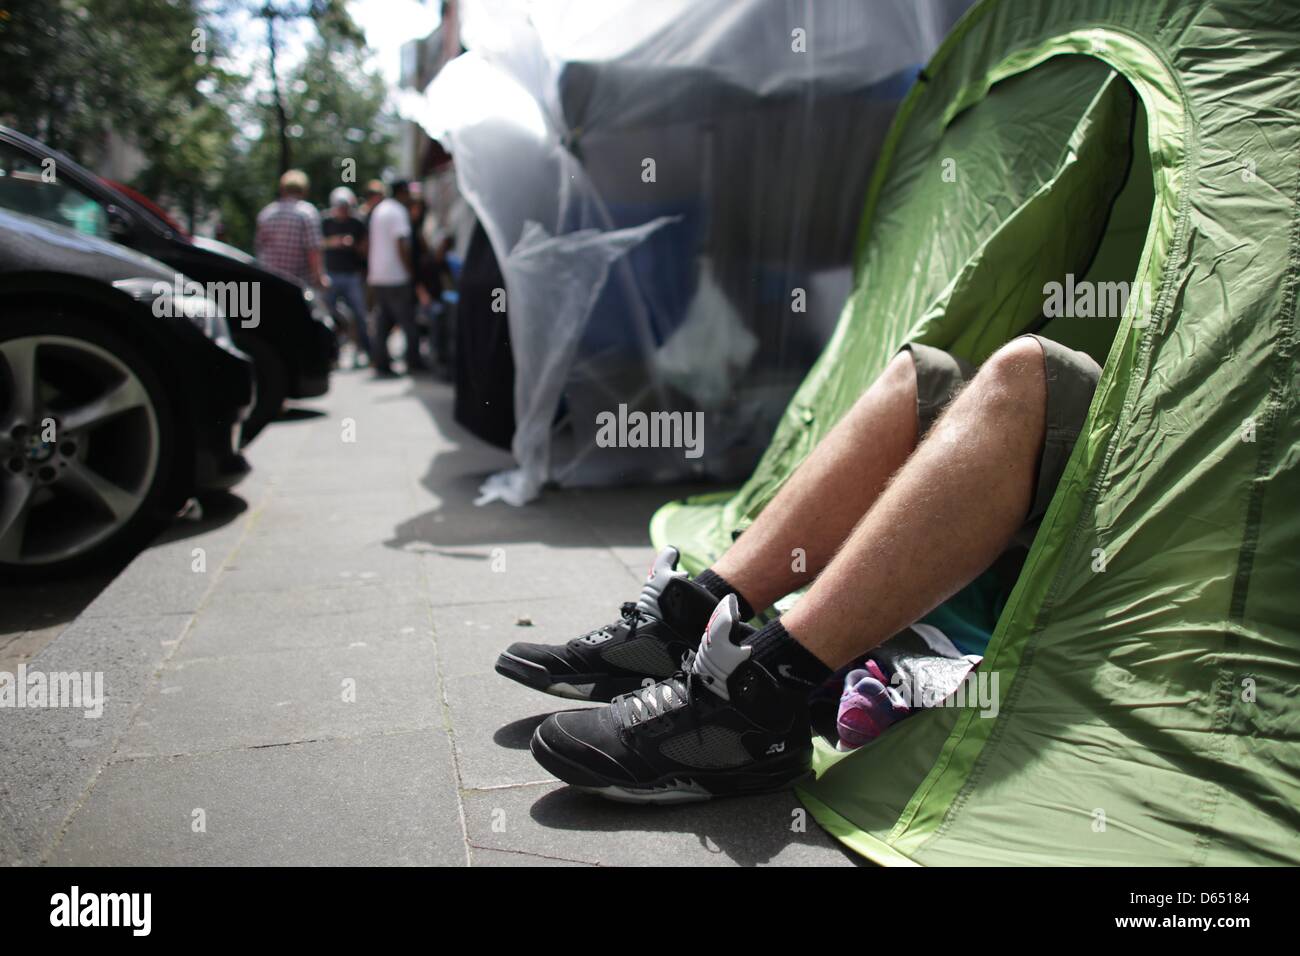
[254,198,323,282]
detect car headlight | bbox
[114,276,233,346]
[302,286,335,330]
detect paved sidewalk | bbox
[1,371,855,867]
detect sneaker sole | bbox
[494,651,649,703]
[529,725,811,804]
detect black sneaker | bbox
[495,547,717,702]
[529,595,812,803]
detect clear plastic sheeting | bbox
[401,0,973,503]
[473,215,677,506]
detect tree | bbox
[0,0,245,231]
[220,33,396,249]
[0,0,397,249]
[250,0,364,174]
[0,0,240,151]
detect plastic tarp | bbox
[651,0,1300,865]
[400,0,973,504]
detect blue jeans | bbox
[325,271,371,354]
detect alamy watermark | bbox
[595,404,704,460]
[151,274,260,328]
[0,665,104,718]
[50,886,150,936]
[1043,273,1152,322]
[894,667,1000,718]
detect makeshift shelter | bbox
[652,0,1300,865]
[404,0,973,504]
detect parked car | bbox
[0,208,254,578]
[0,126,335,441]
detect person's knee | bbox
[881,348,917,393]
[977,338,1045,398]
[859,349,916,411]
[971,337,1046,409]
[847,349,917,428]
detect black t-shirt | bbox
[322,215,365,274]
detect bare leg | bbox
[783,337,1048,670]
[713,351,919,612]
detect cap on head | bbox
[329,186,357,209]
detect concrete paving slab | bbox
[462,783,857,868]
[0,570,116,672]
[200,579,427,620]
[420,544,638,607]
[0,612,191,864]
[51,731,464,866]
[176,599,430,662]
[217,541,425,595]
[118,638,441,758]
[430,594,617,681]
[442,671,581,791]
[389,497,609,551]
[470,847,594,867]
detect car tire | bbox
[235,333,286,445]
[0,312,178,580]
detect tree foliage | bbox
[225,35,397,248]
[0,0,396,249]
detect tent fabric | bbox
[650,0,1300,865]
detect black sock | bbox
[743,619,831,694]
[693,568,755,621]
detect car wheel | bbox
[235,333,286,444]
[0,314,176,579]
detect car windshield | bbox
[0,141,110,239]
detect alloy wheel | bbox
[0,335,161,566]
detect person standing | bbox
[322,187,371,368]
[408,192,442,371]
[366,180,425,375]
[360,179,386,226]
[254,169,326,288]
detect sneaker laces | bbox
[574,601,645,647]
[613,650,717,733]
[619,601,646,630]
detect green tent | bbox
[650,0,1300,865]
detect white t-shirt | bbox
[367,198,412,286]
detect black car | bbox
[0,125,334,441]
[0,208,254,578]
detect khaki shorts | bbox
[901,335,1102,550]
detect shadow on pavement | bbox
[0,490,248,667]
[526,784,863,867]
[274,404,328,424]
[0,569,120,661]
[493,713,551,750]
[153,490,249,546]
[387,379,719,552]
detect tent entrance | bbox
[836,65,1158,732]
[781,54,1162,840]
[1033,91,1155,365]
[907,55,1154,369]
[793,53,1169,862]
